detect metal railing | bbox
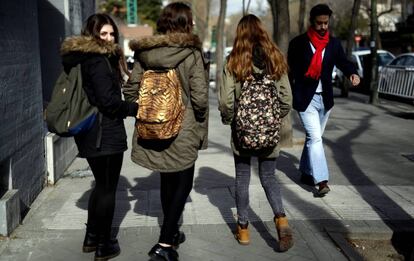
[378,66,414,99]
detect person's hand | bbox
[349,74,360,86]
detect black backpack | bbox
[45,59,110,137]
[235,73,282,150]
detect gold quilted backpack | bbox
[136,69,185,140]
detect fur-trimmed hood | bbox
[129,33,202,69]
[60,36,122,56]
[60,36,123,71]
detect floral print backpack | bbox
[235,73,281,150]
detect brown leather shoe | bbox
[317,181,330,196]
[275,216,293,252]
[235,223,250,245]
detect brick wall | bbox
[0,1,45,211]
[39,0,95,105]
[0,0,95,221]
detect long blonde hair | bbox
[227,14,288,82]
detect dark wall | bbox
[0,0,46,213]
[38,0,67,106]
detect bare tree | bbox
[215,0,227,90]
[298,0,306,33]
[346,0,362,58]
[268,0,292,147]
[369,0,379,105]
[361,0,395,48]
[342,0,362,97]
[401,0,408,21]
[192,0,211,44]
[268,0,290,53]
[243,0,252,15]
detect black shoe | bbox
[94,238,120,261]
[317,181,330,196]
[172,231,186,248]
[148,244,178,261]
[83,231,98,252]
[300,173,315,186]
[83,224,97,253]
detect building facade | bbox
[0,0,95,236]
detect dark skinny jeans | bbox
[234,154,285,225]
[159,165,194,245]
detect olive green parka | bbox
[123,33,209,172]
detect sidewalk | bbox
[1,90,413,261]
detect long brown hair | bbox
[227,14,288,82]
[156,2,193,34]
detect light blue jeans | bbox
[298,93,331,184]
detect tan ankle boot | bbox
[275,216,293,252]
[235,224,250,245]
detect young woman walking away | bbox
[123,2,209,261]
[218,14,294,252]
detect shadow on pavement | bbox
[130,171,193,228]
[195,166,291,252]
[322,105,413,257]
[75,175,132,238]
[391,231,414,260]
[288,92,413,257]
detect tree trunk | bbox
[268,0,277,41]
[268,0,292,147]
[343,0,362,97]
[245,0,251,14]
[369,0,379,105]
[401,0,407,22]
[273,0,290,54]
[298,0,306,34]
[192,0,211,45]
[242,0,252,16]
[215,0,227,92]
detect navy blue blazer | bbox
[288,33,357,112]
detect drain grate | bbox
[402,154,414,162]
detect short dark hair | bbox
[309,4,333,23]
[82,13,119,43]
[156,2,193,34]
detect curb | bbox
[326,231,363,261]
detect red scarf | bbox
[305,27,329,80]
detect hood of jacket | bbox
[252,45,266,70]
[129,33,202,69]
[60,36,122,68]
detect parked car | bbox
[378,52,414,99]
[386,52,414,67]
[335,49,395,92]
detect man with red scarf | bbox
[288,4,360,196]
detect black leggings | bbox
[86,153,123,238]
[159,165,194,244]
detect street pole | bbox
[369,0,379,105]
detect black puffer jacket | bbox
[60,36,138,158]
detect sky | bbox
[226,0,268,15]
[162,0,269,16]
